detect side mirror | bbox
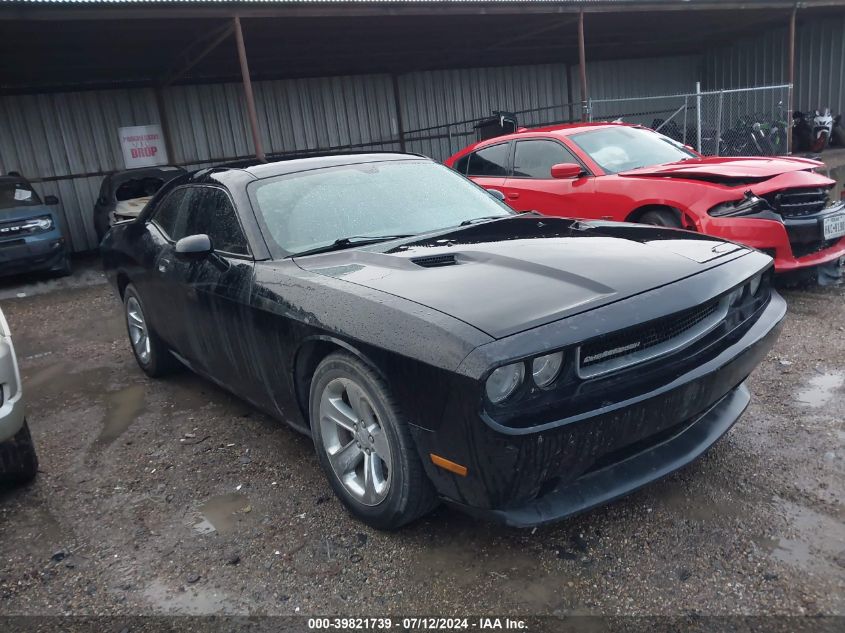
[550,163,584,179]
[485,188,506,202]
[175,234,213,260]
[44,195,59,205]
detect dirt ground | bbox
[0,259,843,621]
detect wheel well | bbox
[293,339,345,421]
[626,204,679,224]
[116,272,131,299]
[626,204,696,229]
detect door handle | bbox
[507,192,520,200]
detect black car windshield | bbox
[0,180,42,210]
[569,126,696,174]
[251,160,512,255]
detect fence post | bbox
[587,98,593,122]
[695,82,702,154]
[682,95,688,145]
[714,90,724,157]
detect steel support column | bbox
[578,9,589,121]
[786,5,797,154]
[391,73,407,152]
[233,16,265,162]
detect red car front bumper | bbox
[701,205,845,272]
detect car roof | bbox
[456,121,639,155]
[189,151,430,183]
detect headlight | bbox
[21,216,53,232]
[726,285,744,305]
[485,362,525,404]
[748,272,763,296]
[531,351,564,389]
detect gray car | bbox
[0,307,37,483]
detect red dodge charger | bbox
[445,123,845,273]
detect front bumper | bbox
[0,234,66,277]
[702,203,845,272]
[413,292,785,526]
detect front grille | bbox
[0,238,25,248]
[792,238,840,259]
[578,298,725,378]
[765,187,831,218]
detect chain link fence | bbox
[589,84,791,156]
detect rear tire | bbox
[811,131,829,153]
[637,208,683,229]
[123,283,179,378]
[0,421,39,485]
[309,352,438,530]
[52,255,72,278]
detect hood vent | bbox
[411,254,457,268]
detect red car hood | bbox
[620,156,822,181]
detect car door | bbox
[144,186,195,352]
[463,142,512,196]
[503,138,595,218]
[176,186,257,394]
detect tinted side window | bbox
[151,188,187,239]
[453,155,470,175]
[205,189,249,255]
[467,143,509,177]
[512,140,580,178]
[183,187,249,256]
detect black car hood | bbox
[294,216,749,339]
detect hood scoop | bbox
[411,254,457,268]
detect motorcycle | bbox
[792,111,814,152]
[811,108,834,152]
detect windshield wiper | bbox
[459,215,511,226]
[292,234,414,257]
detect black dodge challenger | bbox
[101,153,785,529]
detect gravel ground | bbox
[0,268,842,620]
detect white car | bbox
[0,307,37,483]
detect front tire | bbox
[0,421,39,484]
[309,352,437,530]
[123,284,179,377]
[638,208,683,229]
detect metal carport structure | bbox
[1,0,844,251]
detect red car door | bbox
[460,141,511,195]
[502,138,595,218]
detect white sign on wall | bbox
[118,124,169,169]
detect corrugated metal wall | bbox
[0,89,161,251]
[704,14,845,114]
[400,63,572,159]
[163,74,400,171]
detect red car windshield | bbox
[569,127,696,174]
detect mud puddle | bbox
[796,370,845,407]
[90,384,146,450]
[193,493,251,534]
[753,498,845,578]
[142,579,241,614]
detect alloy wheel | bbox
[126,296,151,364]
[318,377,392,506]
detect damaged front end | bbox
[707,191,777,219]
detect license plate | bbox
[823,213,845,240]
